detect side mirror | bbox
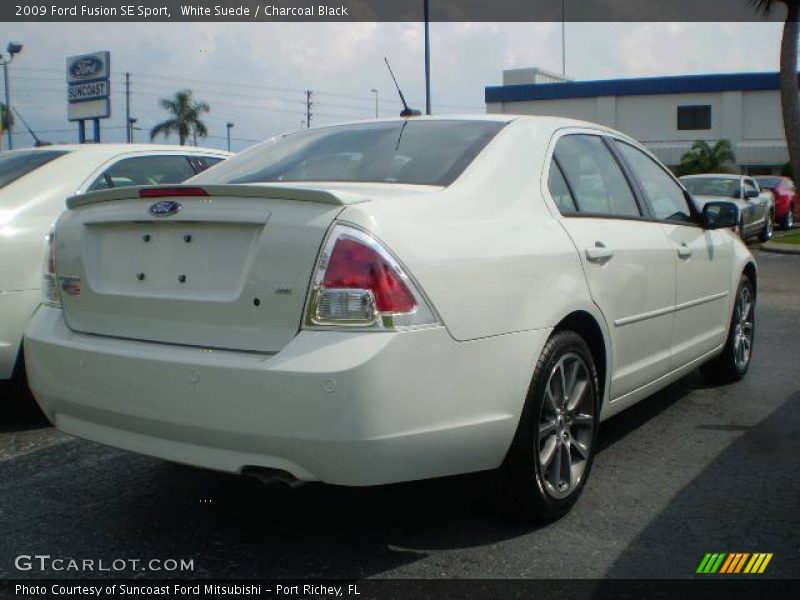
[702,201,739,230]
[745,189,759,199]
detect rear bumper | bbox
[0,289,39,380]
[25,307,548,486]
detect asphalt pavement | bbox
[0,249,797,581]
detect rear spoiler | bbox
[66,183,370,210]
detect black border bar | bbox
[1,1,788,22]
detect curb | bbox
[760,240,800,255]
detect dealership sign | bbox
[66,51,111,121]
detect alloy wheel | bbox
[733,284,754,372]
[537,352,594,499]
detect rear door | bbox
[613,140,733,369]
[549,133,677,400]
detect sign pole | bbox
[78,120,85,144]
[93,118,100,143]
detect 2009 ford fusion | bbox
[25,117,755,518]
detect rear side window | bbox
[548,161,578,213]
[188,156,225,174]
[554,135,640,217]
[615,141,692,222]
[192,120,506,187]
[0,150,68,190]
[87,155,197,191]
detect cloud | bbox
[0,21,782,151]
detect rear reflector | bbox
[139,187,209,198]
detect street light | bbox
[370,89,379,119]
[226,122,234,152]
[0,41,23,150]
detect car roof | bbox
[292,114,620,134]
[2,144,232,158]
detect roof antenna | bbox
[384,57,421,118]
[13,107,51,146]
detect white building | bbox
[485,70,789,175]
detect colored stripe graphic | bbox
[698,552,773,574]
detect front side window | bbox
[615,141,692,222]
[191,120,506,187]
[0,150,69,190]
[87,155,197,191]
[554,135,640,217]
[744,180,758,197]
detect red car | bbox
[755,176,798,230]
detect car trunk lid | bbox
[55,184,366,353]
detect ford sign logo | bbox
[69,57,103,80]
[149,200,182,217]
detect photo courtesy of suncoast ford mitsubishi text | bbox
[24,116,756,518]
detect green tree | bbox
[150,89,209,146]
[751,1,800,182]
[677,140,737,175]
[0,102,14,150]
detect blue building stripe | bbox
[485,72,787,104]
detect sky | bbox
[0,21,785,152]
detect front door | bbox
[613,141,733,370]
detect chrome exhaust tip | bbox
[242,466,304,489]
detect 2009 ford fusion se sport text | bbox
[25,116,756,519]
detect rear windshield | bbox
[0,150,69,190]
[754,176,782,188]
[192,120,506,187]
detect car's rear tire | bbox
[759,211,774,242]
[781,207,795,230]
[493,330,599,520]
[701,275,755,384]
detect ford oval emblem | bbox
[149,200,182,217]
[69,57,103,79]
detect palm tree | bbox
[0,102,13,151]
[150,90,209,145]
[677,140,737,175]
[751,1,800,181]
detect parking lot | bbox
[0,248,797,580]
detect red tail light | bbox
[306,225,438,329]
[323,238,416,313]
[139,187,209,198]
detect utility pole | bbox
[371,88,379,118]
[305,90,313,129]
[226,122,233,152]
[125,72,131,143]
[561,0,566,78]
[423,0,431,115]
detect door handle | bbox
[677,243,692,259]
[585,242,614,263]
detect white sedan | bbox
[0,144,230,386]
[24,117,754,519]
